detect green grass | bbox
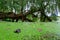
[0,21,60,40]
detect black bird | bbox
[14,29,21,34]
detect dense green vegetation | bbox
[0,22,60,40]
[0,0,59,22]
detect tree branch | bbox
[44,2,49,9]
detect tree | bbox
[0,0,59,22]
[24,0,58,22]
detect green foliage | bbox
[0,0,59,22]
[51,14,57,21]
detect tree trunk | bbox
[40,9,52,22]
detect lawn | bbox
[0,21,60,40]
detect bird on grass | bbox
[14,29,21,34]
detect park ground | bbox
[0,21,60,40]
